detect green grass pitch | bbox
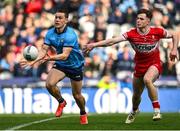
[0,113,180,130]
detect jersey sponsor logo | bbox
[131,42,158,53]
[75,75,81,78]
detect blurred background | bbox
[0,0,180,114]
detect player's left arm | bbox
[164,30,179,62]
[47,47,72,61]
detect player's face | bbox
[54,12,68,29]
[136,13,150,28]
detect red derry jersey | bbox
[122,27,167,77]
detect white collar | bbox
[137,26,150,35]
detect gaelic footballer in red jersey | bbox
[83,8,179,124]
[122,27,168,77]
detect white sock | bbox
[154,108,160,113]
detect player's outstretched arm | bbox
[35,44,49,62]
[20,44,49,68]
[166,31,179,62]
[83,35,127,54]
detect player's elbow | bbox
[61,54,69,60]
[105,39,115,46]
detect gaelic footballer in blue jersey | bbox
[44,24,84,74]
[20,8,88,124]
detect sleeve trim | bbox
[122,33,128,40]
[44,43,50,45]
[63,45,73,47]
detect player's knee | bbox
[46,81,55,89]
[73,93,83,100]
[143,77,152,86]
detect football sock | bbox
[152,101,160,113]
[80,111,86,115]
[133,107,138,112]
[57,97,64,103]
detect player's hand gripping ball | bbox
[23,45,38,61]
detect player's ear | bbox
[147,18,150,24]
[65,18,68,24]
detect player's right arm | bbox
[37,44,49,60]
[20,44,49,68]
[20,28,54,68]
[33,44,50,64]
[31,29,52,65]
[83,35,127,54]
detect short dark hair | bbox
[137,8,152,20]
[56,8,69,18]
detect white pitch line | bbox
[6,115,78,130]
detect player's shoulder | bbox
[66,26,76,35]
[46,27,56,36]
[150,26,165,32]
[122,27,137,39]
[126,27,137,33]
[65,26,77,39]
[125,28,138,37]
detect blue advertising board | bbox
[0,83,180,114]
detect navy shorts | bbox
[52,63,83,81]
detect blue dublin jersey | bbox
[44,26,84,71]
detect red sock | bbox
[152,101,160,109]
